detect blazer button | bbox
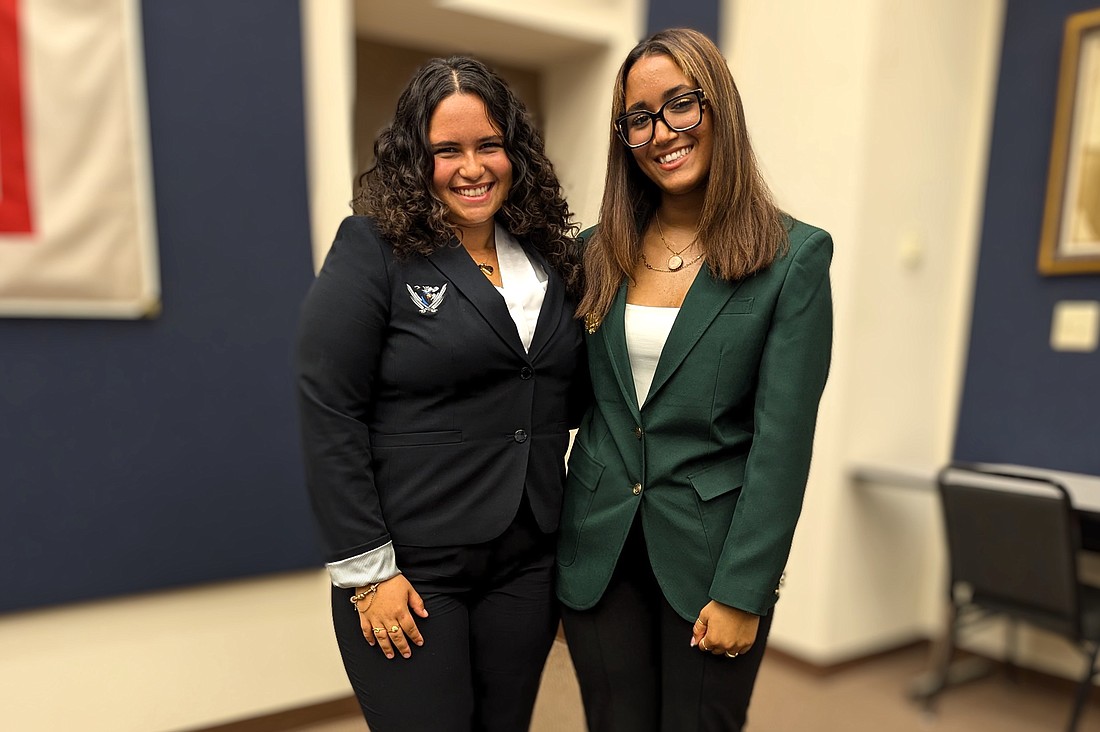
[633,426,643,439]
[520,366,533,380]
[514,429,528,443]
[632,483,642,495]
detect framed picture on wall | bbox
[1039,7,1100,275]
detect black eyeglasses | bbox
[614,89,707,149]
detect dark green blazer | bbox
[557,217,833,620]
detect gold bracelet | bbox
[350,583,380,613]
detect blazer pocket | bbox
[718,297,755,315]
[688,456,747,501]
[558,442,605,567]
[371,430,462,448]
[567,441,604,492]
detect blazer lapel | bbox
[427,241,527,358]
[524,244,563,361]
[645,266,742,405]
[599,281,641,419]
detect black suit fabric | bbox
[296,216,586,731]
[298,216,585,561]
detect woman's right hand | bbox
[356,575,429,659]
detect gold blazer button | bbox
[632,483,643,495]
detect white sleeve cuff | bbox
[325,541,400,588]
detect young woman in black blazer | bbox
[296,56,586,731]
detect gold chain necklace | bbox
[654,213,698,271]
[641,249,704,273]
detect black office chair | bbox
[926,463,1100,731]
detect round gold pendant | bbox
[667,255,684,271]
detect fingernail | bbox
[690,637,697,648]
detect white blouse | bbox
[624,303,679,406]
[493,223,547,352]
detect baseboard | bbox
[764,638,931,677]
[186,696,360,732]
[766,638,1099,699]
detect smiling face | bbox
[429,92,513,243]
[623,53,713,201]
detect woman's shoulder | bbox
[334,215,391,245]
[783,215,830,247]
[319,216,400,279]
[329,215,404,259]
[781,215,833,264]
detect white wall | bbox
[722,0,1006,663]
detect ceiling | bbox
[354,0,608,69]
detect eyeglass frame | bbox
[614,88,708,149]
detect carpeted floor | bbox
[297,638,1100,731]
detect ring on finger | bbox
[372,627,386,635]
[725,651,739,658]
[699,640,709,651]
[389,625,400,634]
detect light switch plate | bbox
[1051,300,1100,352]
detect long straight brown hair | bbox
[578,28,787,321]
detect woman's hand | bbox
[356,575,429,659]
[690,600,759,659]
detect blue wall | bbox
[0,0,319,613]
[954,0,1100,476]
[647,0,720,42]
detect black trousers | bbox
[331,496,558,732]
[561,519,773,732]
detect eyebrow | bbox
[430,135,504,149]
[625,84,694,112]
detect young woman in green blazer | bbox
[557,28,833,731]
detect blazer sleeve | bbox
[295,217,399,588]
[709,227,833,615]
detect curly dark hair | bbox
[353,56,581,295]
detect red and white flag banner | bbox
[0,0,159,318]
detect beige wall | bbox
[0,571,349,732]
[723,0,1005,663]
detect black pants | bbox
[331,497,558,732]
[561,519,773,732]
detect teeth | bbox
[456,185,490,197]
[658,147,692,164]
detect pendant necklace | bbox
[655,212,697,271]
[641,249,704,273]
[469,232,496,279]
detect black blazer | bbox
[296,216,586,567]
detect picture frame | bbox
[1039,7,1100,275]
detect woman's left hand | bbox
[691,600,759,658]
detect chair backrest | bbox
[937,463,1081,638]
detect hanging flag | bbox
[0,0,33,234]
[0,0,159,318]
